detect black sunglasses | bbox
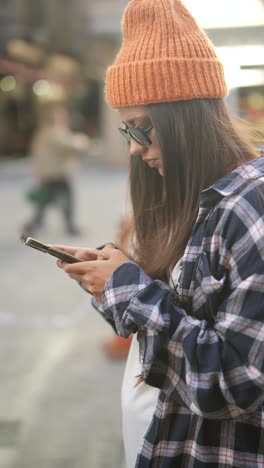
[118,123,153,147]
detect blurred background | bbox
[0,1,263,467]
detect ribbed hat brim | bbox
[106,58,227,108]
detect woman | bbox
[56,0,264,466]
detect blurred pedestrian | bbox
[54,0,264,467]
[23,105,90,236]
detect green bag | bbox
[25,186,49,204]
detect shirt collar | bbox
[201,155,264,201]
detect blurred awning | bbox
[6,39,44,67]
[0,58,78,89]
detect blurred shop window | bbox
[0,78,36,157]
[69,80,101,138]
[239,86,264,136]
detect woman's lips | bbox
[144,159,157,168]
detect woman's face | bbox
[118,105,164,176]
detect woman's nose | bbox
[129,138,146,157]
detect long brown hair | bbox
[129,98,258,282]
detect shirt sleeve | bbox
[91,296,118,333]
[100,189,264,420]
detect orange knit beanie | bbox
[105,0,227,108]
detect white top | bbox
[121,259,183,468]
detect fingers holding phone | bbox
[53,245,100,267]
[21,235,130,301]
[60,245,130,301]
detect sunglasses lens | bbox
[130,128,150,147]
[118,126,152,147]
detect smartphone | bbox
[20,234,83,264]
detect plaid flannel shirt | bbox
[92,156,264,467]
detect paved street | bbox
[0,158,129,468]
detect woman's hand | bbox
[52,244,100,262]
[55,244,130,301]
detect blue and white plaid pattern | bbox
[93,156,264,467]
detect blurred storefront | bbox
[0,0,263,162]
[185,0,264,137]
[0,0,103,159]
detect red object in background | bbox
[103,335,132,360]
